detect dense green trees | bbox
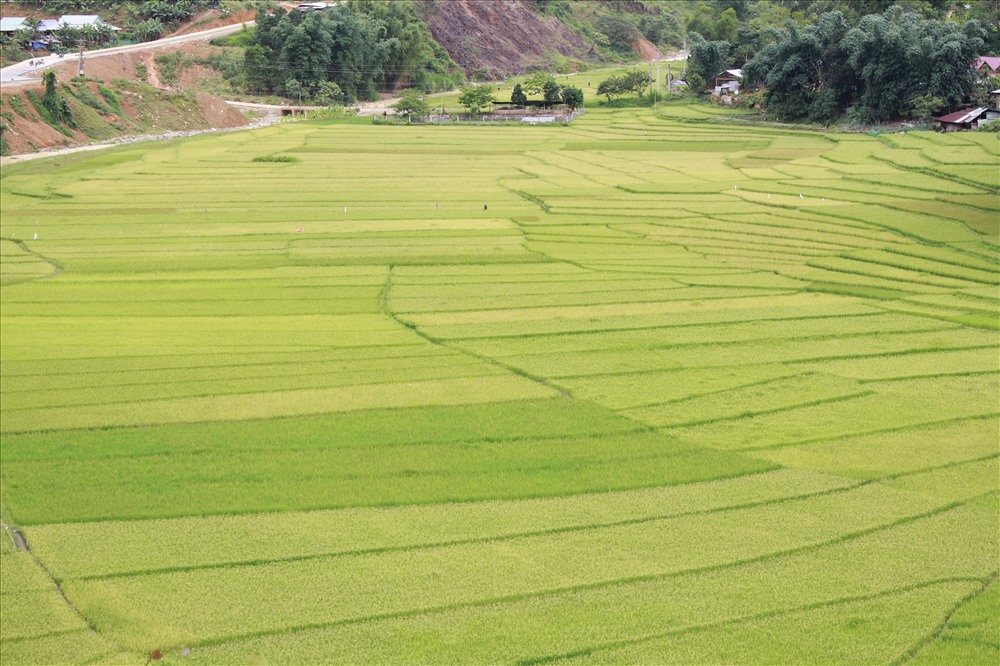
[687,33,731,92]
[682,1,997,62]
[846,8,984,121]
[743,6,985,123]
[240,4,461,103]
[345,0,463,93]
[543,78,563,104]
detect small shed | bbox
[713,69,742,96]
[934,107,1000,132]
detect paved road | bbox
[0,20,254,85]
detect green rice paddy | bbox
[0,96,997,664]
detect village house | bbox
[933,106,1000,132]
[0,14,119,35]
[58,15,119,32]
[713,69,742,96]
[975,56,1000,79]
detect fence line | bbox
[376,109,585,125]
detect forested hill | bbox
[681,1,999,124]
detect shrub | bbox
[561,85,584,109]
[70,83,114,115]
[97,84,124,116]
[8,95,30,119]
[391,89,430,117]
[155,51,184,86]
[252,155,300,163]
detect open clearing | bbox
[0,98,997,664]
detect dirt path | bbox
[142,52,162,88]
[355,97,403,116]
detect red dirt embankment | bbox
[632,37,658,61]
[1,42,249,156]
[421,0,592,77]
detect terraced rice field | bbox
[0,99,997,665]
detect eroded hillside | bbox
[420,0,594,76]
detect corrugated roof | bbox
[934,107,989,124]
[58,15,119,30]
[0,17,26,32]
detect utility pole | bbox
[656,51,661,109]
[77,45,84,77]
[682,37,687,78]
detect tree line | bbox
[391,73,583,118]
[688,4,987,123]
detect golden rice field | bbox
[0,97,997,665]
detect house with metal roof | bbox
[934,107,999,131]
[58,15,119,31]
[0,14,119,35]
[0,17,27,33]
[713,69,742,96]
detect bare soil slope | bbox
[422,0,592,77]
[1,73,248,155]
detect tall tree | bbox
[458,84,495,113]
[743,11,856,122]
[688,32,731,90]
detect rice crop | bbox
[0,96,996,664]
